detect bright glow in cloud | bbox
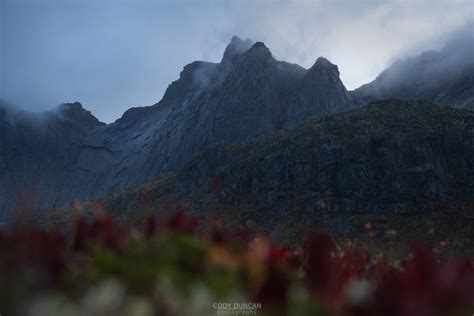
[1,0,473,122]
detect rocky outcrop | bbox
[287,57,353,125]
[0,37,352,217]
[102,100,474,240]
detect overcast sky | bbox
[1,0,473,123]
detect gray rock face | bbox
[103,100,474,232]
[287,57,353,125]
[353,36,474,108]
[0,102,105,217]
[0,37,352,217]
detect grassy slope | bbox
[44,100,474,256]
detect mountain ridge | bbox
[352,34,474,108]
[86,100,474,250]
[0,36,353,217]
[1,34,473,218]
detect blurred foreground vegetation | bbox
[0,211,473,316]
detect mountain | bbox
[99,100,474,249]
[0,36,352,217]
[0,102,105,217]
[2,35,473,220]
[353,35,474,108]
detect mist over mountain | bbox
[0,102,105,217]
[1,33,473,220]
[0,37,352,217]
[353,31,474,107]
[2,3,474,314]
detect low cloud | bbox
[227,1,473,90]
[2,0,472,121]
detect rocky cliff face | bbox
[0,36,352,217]
[101,100,474,243]
[0,102,105,217]
[353,36,474,108]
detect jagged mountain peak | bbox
[179,61,217,81]
[221,37,275,69]
[0,38,409,218]
[222,35,254,65]
[245,41,273,60]
[312,56,333,66]
[58,101,84,112]
[55,102,104,127]
[285,55,351,125]
[161,38,277,106]
[309,57,340,75]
